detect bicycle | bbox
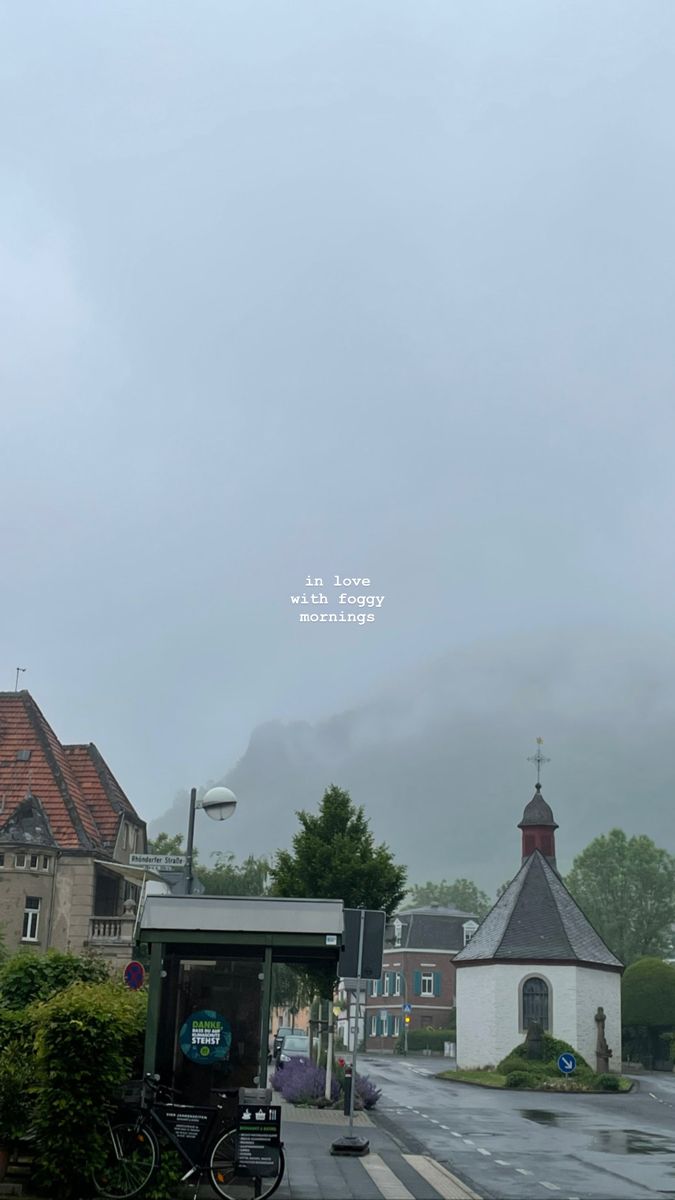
[91,1073,285,1200]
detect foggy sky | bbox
[2,2,675,844]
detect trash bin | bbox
[444,1042,456,1058]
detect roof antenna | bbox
[14,667,26,692]
[527,736,550,789]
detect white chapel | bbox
[455,767,623,1071]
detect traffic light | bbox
[404,1015,411,1025]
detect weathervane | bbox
[14,667,26,692]
[527,737,550,787]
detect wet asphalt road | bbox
[361,1054,675,1200]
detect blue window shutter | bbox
[388,971,395,994]
[388,1014,395,1037]
[413,970,422,996]
[433,972,441,997]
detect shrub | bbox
[0,1047,34,1148]
[0,948,110,1010]
[271,1057,339,1104]
[498,1034,591,1074]
[30,980,147,1198]
[505,1070,535,1088]
[622,957,675,1028]
[395,1027,456,1054]
[354,1073,382,1109]
[596,1072,620,1091]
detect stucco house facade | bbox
[0,691,148,965]
[455,783,623,1071]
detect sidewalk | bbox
[1,1099,481,1200]
[269,1096,481,1200]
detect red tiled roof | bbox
[0,692,141,851]
[64,743,140,846]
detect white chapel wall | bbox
[574,967,622,1072]
[457,962,621,1069]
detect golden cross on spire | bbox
[527,737,550,787]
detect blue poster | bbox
[179,1009,232,1065]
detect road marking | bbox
[476,1148,491,1156]
[450,1131,462,1138]
[361,1153,415,1199]
[516,1168,533,1175]
[403,1155,482,1199]
[495,1159,511,1166]
[440,1124,450,1130]
[539,1184,560,1192]
[462,1138,475,1145]
[430,1118,440,1124]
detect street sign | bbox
[339,909,386,979]
[236,1104,281,1177]
[557,1052,576,1074]
[402,1003,412,1014]
[123,961,145,990]
[129,853,186,870]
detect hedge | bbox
[30,980,147,1198]
[395,1027,455,1054]
[0,949,110,1010]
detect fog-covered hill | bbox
[149,627,675,891]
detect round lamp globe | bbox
[201,786,237,822]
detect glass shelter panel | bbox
[157,952,263,1107]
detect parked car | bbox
[272,1026,295,1060]
[275,1033,311,1067]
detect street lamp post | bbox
[184,786,238,894]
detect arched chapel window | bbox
[521,976,550,1031]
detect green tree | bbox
[270,784,407,915]
[197,853,270,897]
[622,957,675,1066]
[406,878,491,918]
[147,831,186,856]
[566,829,675,965]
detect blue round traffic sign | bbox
[123,961,145,990]
[557,1052,576,1074]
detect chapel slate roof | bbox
[454,850,622,969]
[0,692,143,852]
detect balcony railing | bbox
[88,915,136,944]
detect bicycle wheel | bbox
[209,1128,285,1200]
[91,1121,159,1198]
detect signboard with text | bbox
[130,853,186,871]
[158,1105,218,1159]
[235,1104,281,1176]
[179,1009,232,1065]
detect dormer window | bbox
[463,920,479,946]
[393,918,402,947]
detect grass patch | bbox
[437,1069,632,1092]
[437,1069,506,1088]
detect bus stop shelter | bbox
[137,894,344,1107]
